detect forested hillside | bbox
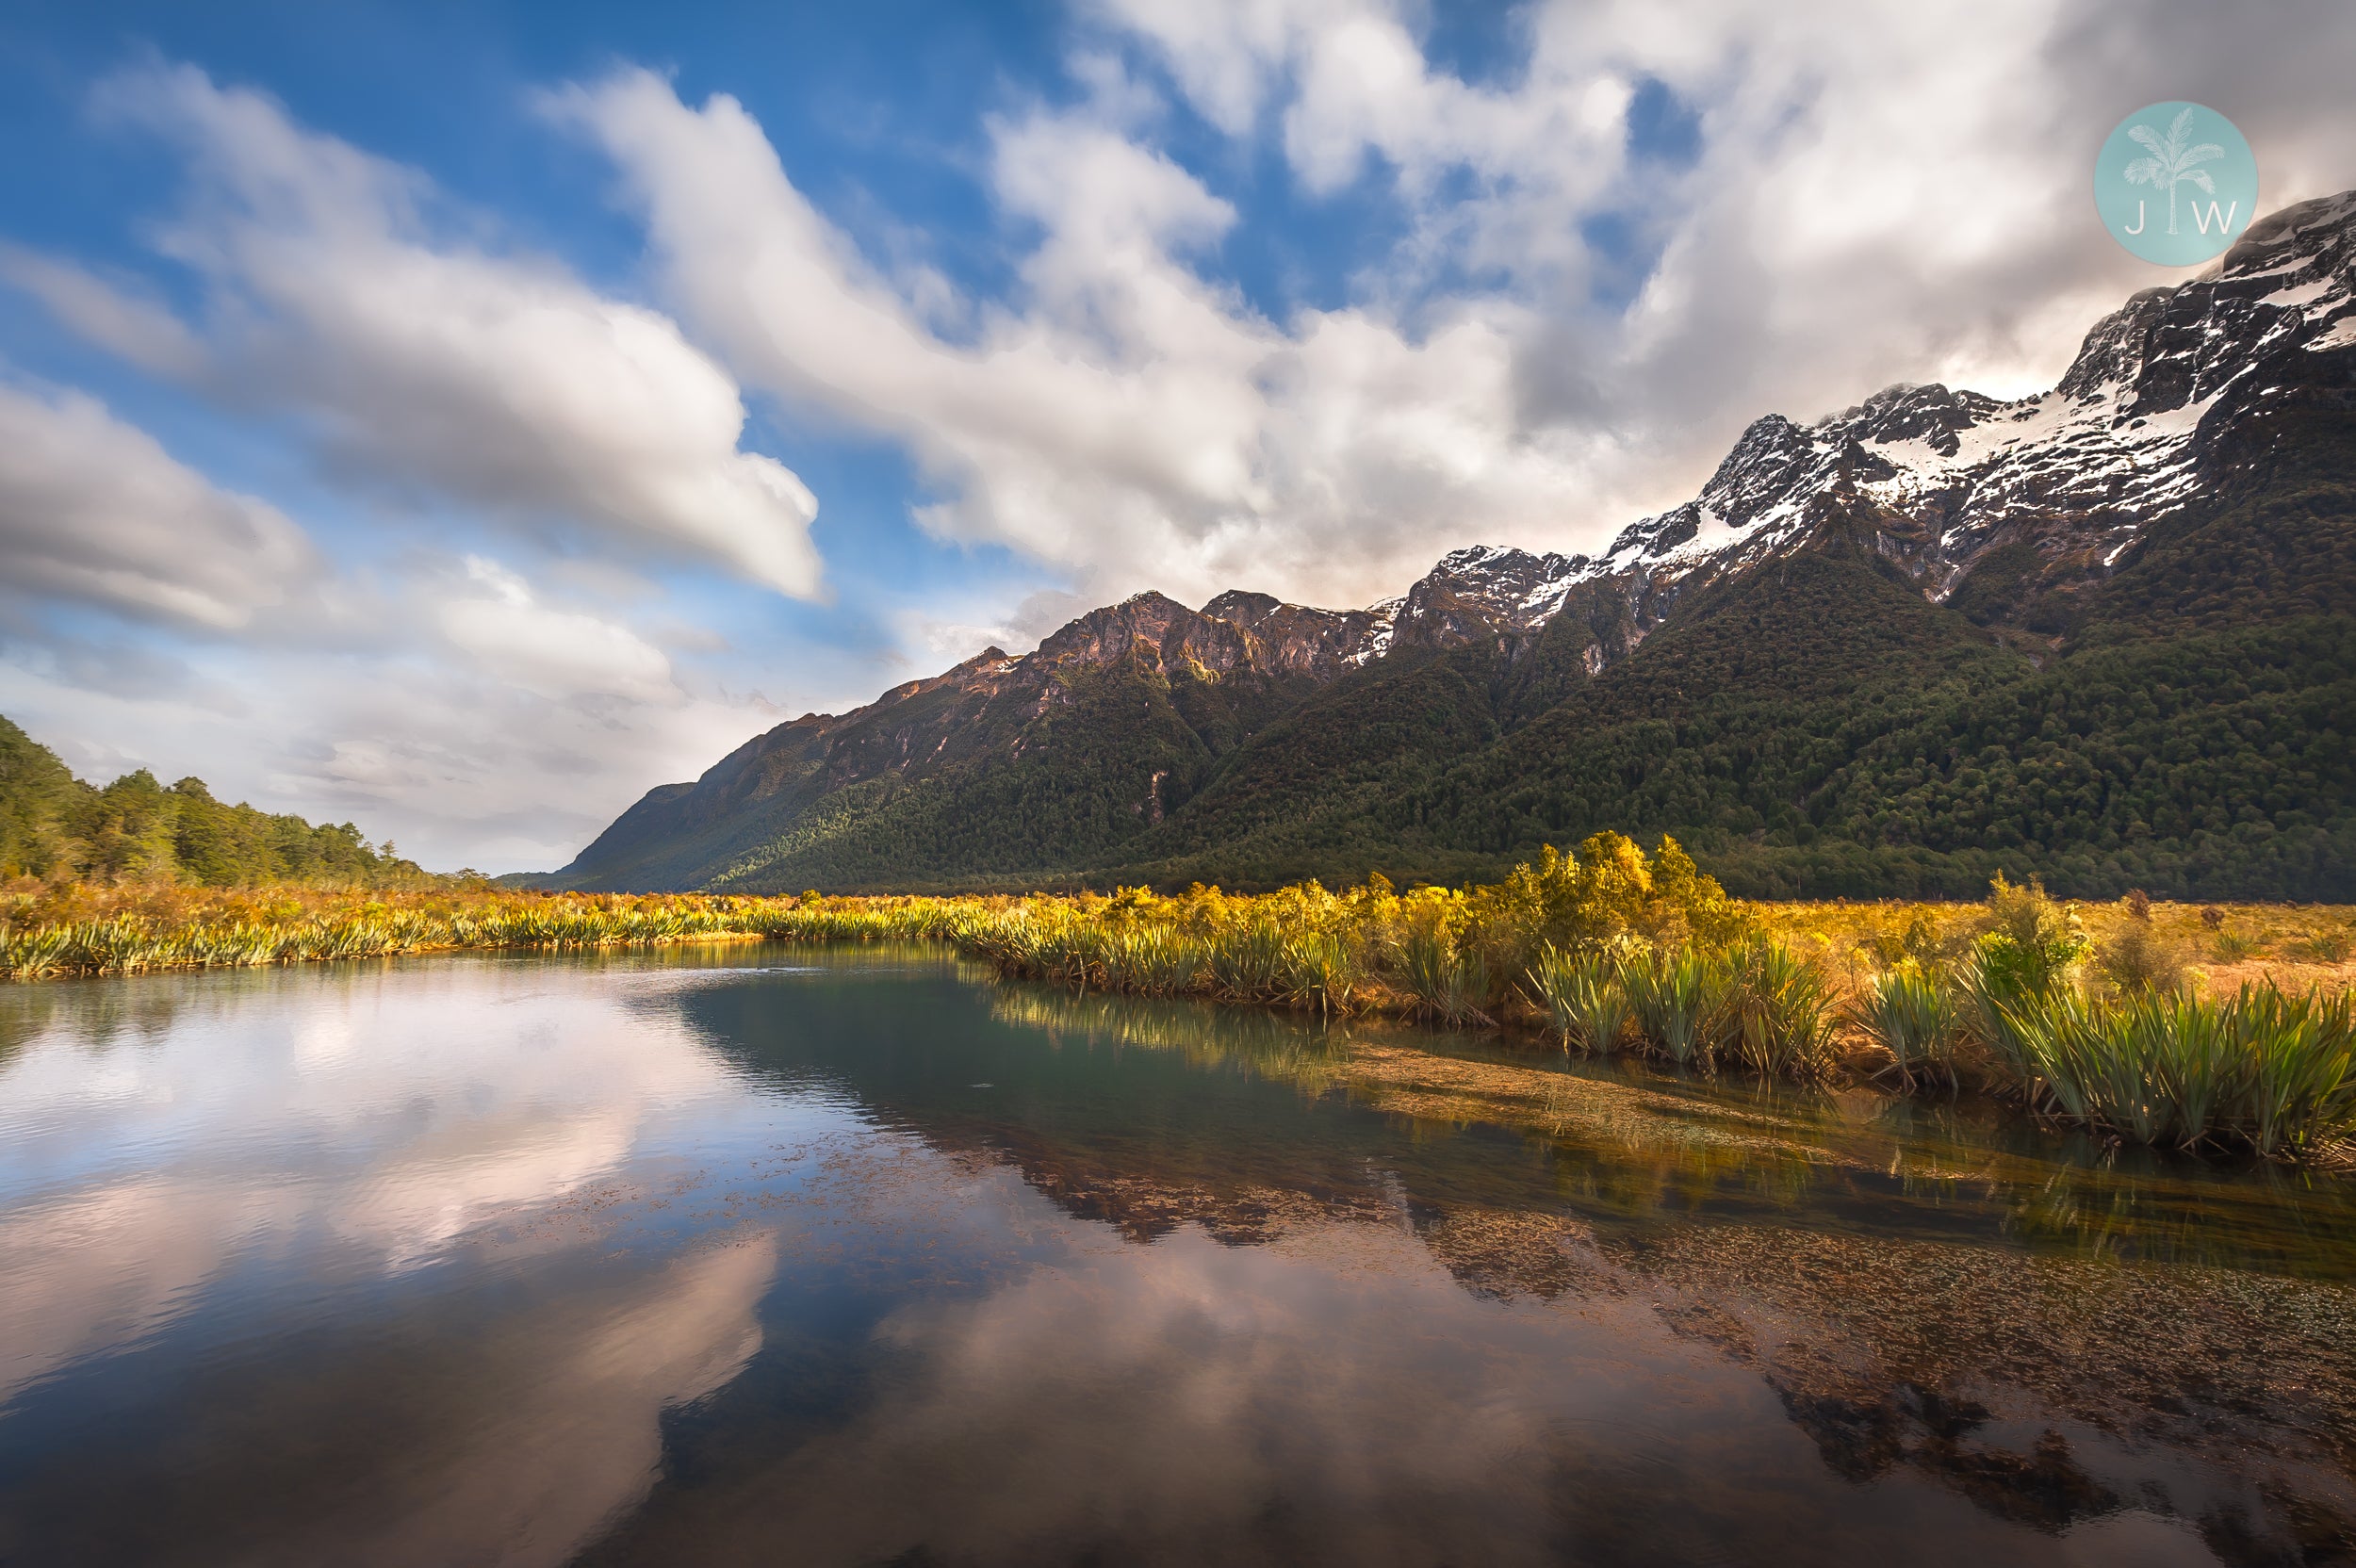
[557,189,2356,903]
[0,716,431,887]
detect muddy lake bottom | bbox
[2,943,2352,1566]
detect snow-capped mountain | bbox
[1376,188,2356,656]
[556,190,2356,894]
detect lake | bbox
[2,943,2352,1566]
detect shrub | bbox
[1981,874,2092,990]
[2097,893,2189,996]
[1466,832,1744,981]
[1960,874,2092,1075]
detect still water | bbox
[2,944,2352,1566]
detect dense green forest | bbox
[0,716,431,887]
[1056,587,2350,901]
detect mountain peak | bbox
[2218,188,2356,279]
[557,189,2356,899]
[1201,589,1281,620]
[1560,187,2356,617]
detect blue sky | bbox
[0,0,2348,871]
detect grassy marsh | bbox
[6,844,2353,1158]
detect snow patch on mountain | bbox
[1342,189,2354,663]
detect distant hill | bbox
[560,191,2356,901]
[0,715,432,887]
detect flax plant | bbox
[1992,984,2356,1155]
[1851,961,1959,1088]
[1721,938,1835,1079]
[1529,944,1634,1055]
[14,851,2353,1161]
[1628,947,1726,1069]
[1394,923,1494,1028]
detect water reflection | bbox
[0,947,2349,1565]
[979,985,2356,1276]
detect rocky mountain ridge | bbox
[559,190,2356,896]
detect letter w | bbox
[2193,200,2239,235]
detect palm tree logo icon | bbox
[2121,106,2224,237]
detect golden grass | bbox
[7,873,2353,1156]
[8,878,2347,1006]
[1748,898,2356,1000]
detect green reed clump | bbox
[2209,927,2262,962]
[0,924,72,978]
[747,901,958,945]
[1528,944,1633,1054]
[1850,961,1958,1087]
[1628,946,1726,1069]
[15,858,2351,1161]
[1591,939,1832,1077]
[2238,985,2356,1156]
[1279,930,1362,1017]
[0,888,981,981]
[1208,917,1289,1003]
[1993,983,2355,1156]
[1721,938,1836,1079]
[1131,926,1211,994]
[1393,923,1493,1027]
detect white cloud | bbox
[552,0,2356,628]
[0,539,800,870]
[556,68,1610,615]
[17,64,824,600]
[0,967,780,1567]
[0,248,206,377]
[1111,0,2356,428]
[437,557,680,706]
[0,379,317,629]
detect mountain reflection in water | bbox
[0,945,2349,1566]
